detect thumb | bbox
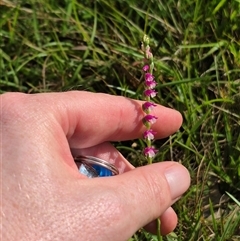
[113,162,190,233]
[72,161,190,241]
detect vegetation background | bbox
[1,0,240,240]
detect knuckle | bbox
[1,93,50,128]
[1,92,28,122]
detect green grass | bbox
[1,0,240,240]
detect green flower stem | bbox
[142,34,162,241]
[157,219,163,241]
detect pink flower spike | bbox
[144,89,157,98]
[143,65,149,72]
[144,114,158,124]
[144,147,158,158]
[142,102,157,111]
[143,129,157,140]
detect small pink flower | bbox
[143,129,157,140]
[142,65,149,72]
[143,147,158,158]
[145,73,157,89]
[143,114,158,124]
[145,73,154,82]
[144,89,157,98]
[145,46,153,59]
[145,79,157,89]
[142,101,157,112]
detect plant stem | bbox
[157,218,163,241]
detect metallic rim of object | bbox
[74,155,119,176]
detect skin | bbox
[1,91,190,241]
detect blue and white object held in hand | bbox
[74,156,119,178]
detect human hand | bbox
[2,91,190,241]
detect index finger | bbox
[52,91,182,148]
[4,91,182,149]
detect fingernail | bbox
[164,166,190,200]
